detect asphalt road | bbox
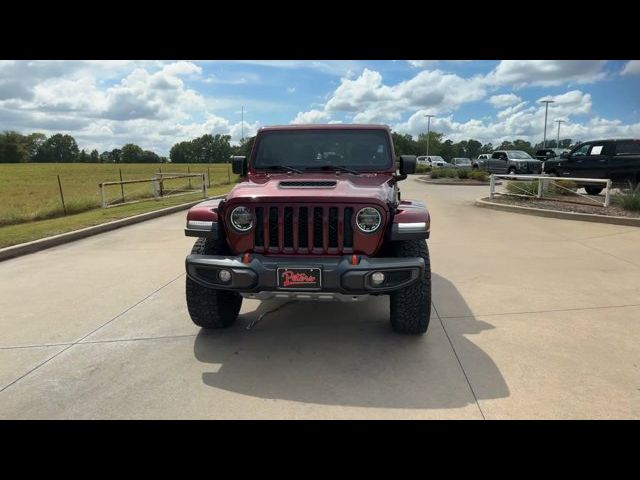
[1,177,639,419]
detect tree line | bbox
[1,128,573,164]
[391,132,575,160]
[0,131,168,164]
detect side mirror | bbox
[560,152,569,159]
[397,155,416,181]
[231,156,247,176]
[399,155,416,174]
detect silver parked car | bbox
[472,153,491,168]
[475,150,543,174]
[451,157,472,168]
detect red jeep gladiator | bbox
[184,124,432,334]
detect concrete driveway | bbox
[1,177,639,419]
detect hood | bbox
[225,172,395,208]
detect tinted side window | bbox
[572,144,591,156]
[491,152,502,159]
[616,141,640,155]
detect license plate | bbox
[277,267,322,289]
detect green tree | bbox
[480,143,494,154]
[465,139,482,159]
[236,135,256,158]
[439,140,455,162]
[25,133,47,161]
[120,144,144,163]
[89,149,100,163]
[391,132,419,156]
[169,141,194,163]
[78,149,89,163]
[512,139,534,155]
[34,134,79,162]
[207,134,232,163]
[139,150,161,163]
[110,148,121,163]
[0,131,29,163]
[416,131,443,156]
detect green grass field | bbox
[0,163,237,248]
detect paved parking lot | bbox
[1,177,639,419]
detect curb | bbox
[0,196,224,262]
[475,197,640,227]
[416,177,499,186]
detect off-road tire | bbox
[186,237,242,329]
[389,239,431,335]
[584,185,604,196]
[508,167,517,175]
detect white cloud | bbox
[488,60,607,87]
[287,87,296,94]
[391,90,619,146]
[621,60,640,76]
[488,93,522,108]
[407,61,438,68]
[324,68,487,123]
[290,109,330,124]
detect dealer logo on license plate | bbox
[277,267,321,289]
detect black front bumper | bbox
[186,254,424,294]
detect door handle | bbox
[599,159,607,162]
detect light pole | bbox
[241,105,244,144]
[540,100,554,148]
[423,114,434,157]
[555,119,565,148]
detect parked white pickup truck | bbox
[417,155,447,168]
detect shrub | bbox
[551,179,578,195]
[457,168,469,179]
[416,164,431,174]
[612,183,640,211]
[505,180,538,196]
[469,170,488,182]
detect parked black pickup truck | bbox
[544,139,640,195]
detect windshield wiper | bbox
[309,165,361,175]
[258,165,303,174]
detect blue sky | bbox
[1,60,638,155]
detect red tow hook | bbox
[242,253,251,264]
[351,254,359,265]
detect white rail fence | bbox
[99,173,207,208]
[489,174,613,207]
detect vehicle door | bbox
[562,143,592,177]
[569,142,610,179]
[608,140,640,184]
[490,151,508,173]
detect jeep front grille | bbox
[252,205,355,254]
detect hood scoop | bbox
[279,180,337,188]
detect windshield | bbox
[252,129,392,171]
[455,158,471,165]
[508,151,533,159]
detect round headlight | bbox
[356,207,381,233]
[230,206,253,232]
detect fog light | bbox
[218,269,232,283]
[371,272,385,286]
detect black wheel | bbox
[507,167,517,175]
[584,186,603,195]
[472,165,479,170]
[389,240,431,335]
[186,237,242,329]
